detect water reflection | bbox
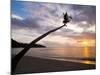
[82,47,89,58]
[81,47,96,64]
[49,47,95,58]
[12,47,96,65]
[81,61,95,65]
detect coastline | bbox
[14,56,95,74]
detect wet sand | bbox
[14,56,95,74]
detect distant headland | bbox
[11,39,46,48]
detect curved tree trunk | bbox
[12,24,67,74]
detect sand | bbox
[14,56,95,74]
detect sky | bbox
[11,0,96,47]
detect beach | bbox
[14,56,95,74]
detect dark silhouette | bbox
[12,39,46,48]
[12,12,72,74]
[63,12,72,25]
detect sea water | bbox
[12,47,96,64]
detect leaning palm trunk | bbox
[12,24,67,74]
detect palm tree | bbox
[12,12,72,74]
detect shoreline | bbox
[14,55,96,74]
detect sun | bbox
[78,39,95,47]
[82,41,88,46]
[79,40,89,46]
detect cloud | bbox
[11,2,96,47]
[12,26,42,43]
[38,35,77,47]
[86,25,95,33]
[70,32,96,40]
[12,14,24,20]
[70,5,96,25]
[21,2,96,32]
[11,16,41,30]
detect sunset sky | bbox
[11,0,96,47]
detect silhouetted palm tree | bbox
[12,12,72,74]
[63,12,72,24]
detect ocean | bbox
[12,47,96,65]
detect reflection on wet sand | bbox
[81,60,95,65]
[81,47,96,65]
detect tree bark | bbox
[12,24,67,74]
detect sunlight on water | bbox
[81,47,96,58]
[81,61,95,65]
[12,47,96,65]
[82,47,89,58]
[12,47,96,58]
